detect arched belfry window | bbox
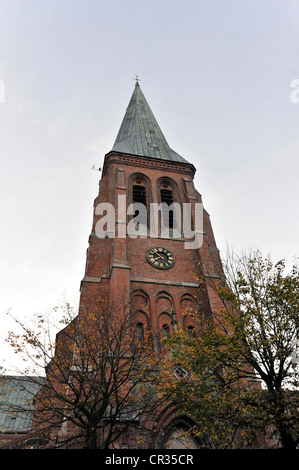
[160,187,175,229]
[128,174,151,235]
[133,180,147,223]
[133,183,146,206]
[157,178,181,237]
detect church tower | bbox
[81,80,223,322]
[30,82,226,449]
[75,81,224,447]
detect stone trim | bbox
[130,276,199,287]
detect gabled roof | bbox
[0,375,45,434]
[110,83,189,164]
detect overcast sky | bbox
[0,0,298,371]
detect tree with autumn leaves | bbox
[4,298,164,449]
[160,250,299,449]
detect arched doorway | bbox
[162,420,202,449]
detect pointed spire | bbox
[110,83,189,164]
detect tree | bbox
[160,250,299,448]
[5,298,164,449]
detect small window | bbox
[162,324,170,339]
[136,322,144,341]
[187,326,195,338]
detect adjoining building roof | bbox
[110,82,190,164]
[0,375,45,434]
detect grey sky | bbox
[0,0,298,371]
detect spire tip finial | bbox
[134,74,141,86]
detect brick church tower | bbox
[83,80,223,316]
[78,81,224,447]
[31,81,225,449]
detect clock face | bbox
[146,247,175,270]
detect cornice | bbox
[102,152,196,177]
